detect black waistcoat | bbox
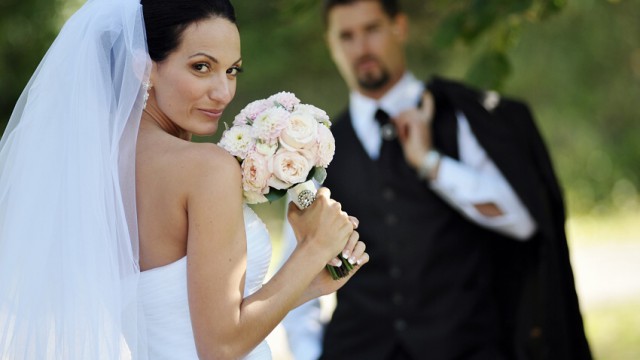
[321,95,503,360]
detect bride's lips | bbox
[198,108,224,120]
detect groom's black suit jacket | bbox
[319,77,591,360]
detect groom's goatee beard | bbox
[358,71,390,91]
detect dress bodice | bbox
[139,205,272,359]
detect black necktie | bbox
[375,108,397,141]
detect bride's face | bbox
[150,17,242,136]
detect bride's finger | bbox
[355,251,369,267]
[327,256,342,267]
[341,230,360,260]
[349,240,367,265]
[338,251,370,282]
[348,216,359,229]
[316,187,331,201]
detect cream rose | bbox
[316,124,335,167]
[295,103,331,127]
[279,111,318,150]
[267,149,312,190]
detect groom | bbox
[281,0,592,359]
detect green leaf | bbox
[461,8,497,44]
[506,0,535,15]
[433,11,466,49]
[306,167,316,181]
[312,167,327,184]
[538,0,567,20]
[265,188,287,203]
[465,50,512,90]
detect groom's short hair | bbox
[322,0,401,26]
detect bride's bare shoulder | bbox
[178,142,242,192]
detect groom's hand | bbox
[393,91,435,170]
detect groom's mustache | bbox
[354,54,382,69]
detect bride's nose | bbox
[207,75,235,105]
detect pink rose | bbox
[242,152,271,196]
[267,149,312,190]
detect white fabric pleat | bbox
[138,205,273,359]
[0,0,150,359]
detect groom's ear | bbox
[391,13,409,44]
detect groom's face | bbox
[326,1,408,98]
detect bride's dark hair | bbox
[141,0,237,62]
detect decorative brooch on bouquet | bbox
[219,91,353,280]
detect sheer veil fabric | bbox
[0,0,150,358]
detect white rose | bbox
[316,124,335,167]
[241,152,271,195]
[267,149,312,190]
[295,103,331,127]
[218,125,255,159]
[279,111,318,150]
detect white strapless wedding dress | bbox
[139,205,272,359]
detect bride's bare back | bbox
[136,117,241,271]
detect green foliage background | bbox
[5,0,635,216]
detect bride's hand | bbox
[287,187,354,262]
[309,233,369,297]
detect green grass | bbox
[569,210,640,359]
[567,212,640,247]
[584,299,640,360]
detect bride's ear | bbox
[149,61,158,85]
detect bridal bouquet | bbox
[219,92,353,279]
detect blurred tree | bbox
[0,0,64,132]
[504,0,640,214]
[275,0,567,91]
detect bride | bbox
[0,0,368,359]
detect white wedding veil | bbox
[0,0,150,358]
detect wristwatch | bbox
[418,149,441,180]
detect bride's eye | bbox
[227,65,244,77]
[193,63,210,73]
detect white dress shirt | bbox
[350,72,536,240]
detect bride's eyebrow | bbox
[189,52,218,63]
[189,53,242,66]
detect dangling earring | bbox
[143,81,152,109]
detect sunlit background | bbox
[1,0,638,358]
